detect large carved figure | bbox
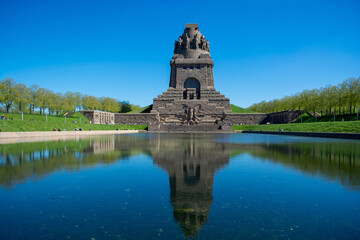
[192,34,198,49]
[186,106,200,124]
[206,40,210,52]
[178,36,183,50]
[185,34,190,49]
[174,40,179,52]
[200,35,206,50]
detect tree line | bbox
[248,77,360,115]
[0,78,141,114]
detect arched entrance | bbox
[183,78,200,99]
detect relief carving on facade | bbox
[184,105,200,124]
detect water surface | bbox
[0,133,359,239]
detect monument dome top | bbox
[173,23,211,59]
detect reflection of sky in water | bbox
[217,133,357,144]
[0,134,359,240]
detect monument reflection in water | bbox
[0,134,359,239]
[151,135,231,237]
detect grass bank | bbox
[127,105,152,113]
[233,121,360,133]
[296,113,358,123]
[0,112,147,132]
[231,104,257,113]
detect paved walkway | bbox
[0,130,140,144]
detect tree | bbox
[54,92,64,115]
[100,97,120,112]
[29,84,39,114]
[74,92,83,111]
[335,83,346,114]
[246,77,360,116]
[323,85,338,115]
[47,91,58,115]
[83,95,101,110]
[63,92,76,112]
[14,83,30,113]
[341,78,359,114]
[299,89,311,112]
[0,78,17,112]
[318,87,327,115]
[356,77,360,113]
[308,89,320,119]
[37,88,51,115]
[120,101,132,113]
[291,93,302,110]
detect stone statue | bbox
[155,113,161,122]
[174,40,179,52]
[206,40,210,52]
[193,35,198,49]
[185,34,190,49]
[178,37,183,50]
[189,108,194,122]
[200,36,206,50]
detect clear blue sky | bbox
[1,0,359,108]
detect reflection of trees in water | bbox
[0,136,124,188]
[242,141,360,190]
[1,134,360,237]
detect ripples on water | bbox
[0,133,359,239]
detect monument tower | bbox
[151,24,232,129]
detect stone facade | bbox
[80,110,115,124]
[115,113,159,125]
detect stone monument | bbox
[150,24,232,130]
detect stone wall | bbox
[264,110,305,124]
[223,113,268,125]
[222,110,304,126]
[114,113,159,125]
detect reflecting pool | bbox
[0,133,359,239]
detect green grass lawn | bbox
[296,113,358,123]
[0,112,147,132]
[231,104,258,113]
[127,105,153,113]
[233,121,360,133]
